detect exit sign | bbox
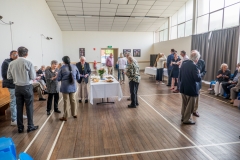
[107,46,112,48]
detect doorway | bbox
[100,48,119,67]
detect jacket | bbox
[180,60,202,97]
[36,69,46,82]
[234,76,240,89]
[126,62,141,83]
[76,62,91,83]
[57,64,80,93]
[1,58,15,88]
[45,68,60,93]
[167,53,174,69]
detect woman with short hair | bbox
[57,56,80,121]
[214,63,231,96]
[156,53,166,84]
[45,60,61,115]
[126,56,141,108]
[170,52,181,90]
[117,53,127,84]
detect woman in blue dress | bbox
[170,52,181,90]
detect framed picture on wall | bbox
[79,48,85,57]
[123,49,131,57]
[133,49,141,57]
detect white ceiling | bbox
[46,0,188,32]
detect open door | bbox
[100,48,119,68]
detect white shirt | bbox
[118,57,127,69]
[179,55,189,68]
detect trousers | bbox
[15,85,34,129]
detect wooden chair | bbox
[0,80,10,115]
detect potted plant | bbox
[98,68,106,80]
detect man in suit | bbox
[36,65,46,83]
[179,50,202,125]
[76,56,91,103]
[166,49,175,86]
[193,52,207,117]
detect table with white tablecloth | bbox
[144,67,168,78]
[88,76,123,105]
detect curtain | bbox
[191,26,239,81]
[206,27,239,81]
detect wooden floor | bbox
[1,72,240,160]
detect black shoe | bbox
[128,105,136,108]
[85,99,88,103]
[43,91,48,95]
[27,126,39,133]
[166,84,171,86]
[79,99,82,103]
[18,127,24,133]
[136,103,139,106]
[47,111,50,115]
[54,110,61,113]
[183,121,195,125]
[127,98,131,101]
[39,98,46,101]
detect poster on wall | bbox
[79,48,85,57]
[133,49,141,57]
[123,49,131,57]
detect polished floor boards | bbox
[0,72,240,160]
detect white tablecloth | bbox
[144,67,157,76]
[88,76,123,105]
[144,67,168,77]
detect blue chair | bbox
[0,137,17,159]
[19,152,33,160]
[0,150,16,160]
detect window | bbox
[225,0,240,7]
[209,10,223,31]
[197,14,209,34]
[210,0,224,12]
[198,0,209,16]
[186,0,193,21]
[178,23,185,38]
[160,31,164,42]
[164,29,168,41]
[171,26,177,40]
[224,3,240,28]
[185,20,192,36]
[178,5,186,24]
[172,13,178,26]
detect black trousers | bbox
[222,82,236,94]
[129,81,139,106]
[15,85,34,129]
[47,93,59,112]
[156,68,163,81]
[167,69,172,85]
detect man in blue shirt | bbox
[166,49,175,86]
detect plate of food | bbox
[105,79,114,83]
[105,76,113,80]
[92,78,99,82]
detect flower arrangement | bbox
[98,68,106,79]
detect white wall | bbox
[0,0,63,79]
[62,31,154,69]
[154,36,192,56]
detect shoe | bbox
[23,115,27,119]
[127,97,131,101]
[54,110,61,113]
[173,90,179,93]
[18,127,24,133]
[230,100,234,104]
[128,105,136,108]
[47,111,50,115]
[85,99,88,103]
[193,112,200,117]
[183,121,195,125]
[27,126,39,133]
[11,120,17,126]
[224,95,230,99]
[59,117,67,121]
[39,98,46,101]
[136,103,139,106]
[43,91,48,95]
[73,116,77,118]
[170,88,175,90]
[181,119,183,122]
[79,99,82,103]
[161,82,165,85]
[166,84,171,86]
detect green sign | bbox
[107,46,112,48]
